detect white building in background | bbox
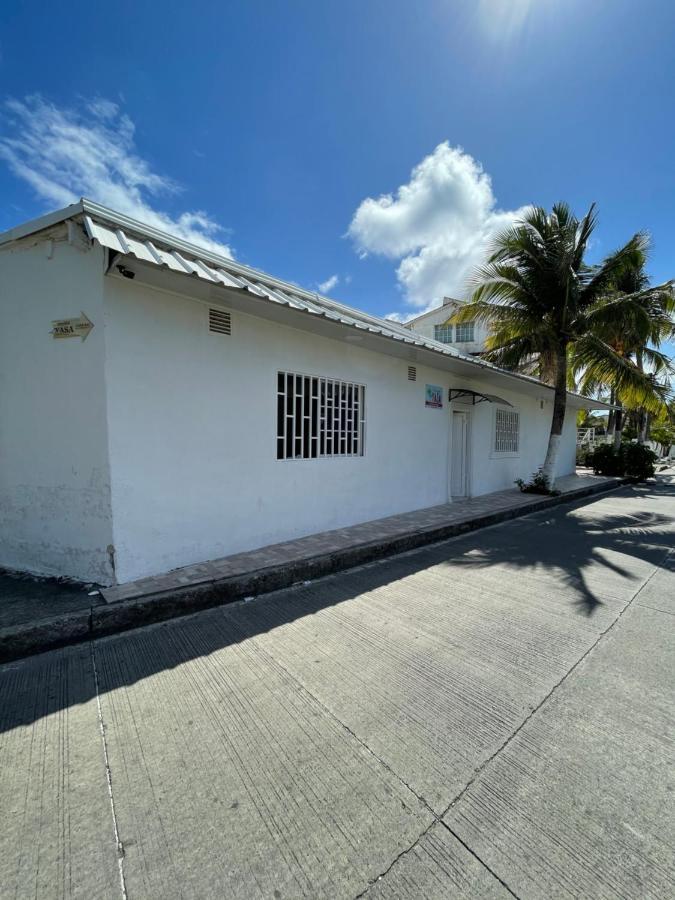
[0,201,609,587]
[404,297,488,356]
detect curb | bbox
[0,478,628,664]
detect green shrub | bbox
[586,443,656,481]
[515,471,561,496]
[587,444,614,476]
[621,443,657,481]
[587,444,623,476]
[576,447,589,466]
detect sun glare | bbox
[477,0,540,41]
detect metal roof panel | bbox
[3,199,609,410]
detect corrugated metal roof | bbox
[0,198,612,408]
[82,209,493,363]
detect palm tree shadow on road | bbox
[1,482,673,735]
[443,482,675,616]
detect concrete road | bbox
[1,479,674,899]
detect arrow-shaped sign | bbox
[51,312,94,342]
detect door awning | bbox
[449,388,513,407]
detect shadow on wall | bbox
[0,481,673,736]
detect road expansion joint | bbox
[439,821,522,899]
[254,638,520,899]
[442,548,673,824]
[89,639,128,900]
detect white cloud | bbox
[348,142,527,310]
[0,95,233,257]
[317,274,339,294]
[86,98,120,121]
[383,310,417,324]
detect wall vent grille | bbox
[408,366,417,381]
[209,308,231,335]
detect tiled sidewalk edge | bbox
[0,478,626,664]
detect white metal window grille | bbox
[277,372,366,460]
[434,324,453,343]
[455,322,475,342]
[494,408,520,453]
[408,366,417,381]
[208,308,231,334]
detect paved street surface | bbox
[1,478,674,899]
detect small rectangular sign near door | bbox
[425,384,443,408]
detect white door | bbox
[451,411,469,498]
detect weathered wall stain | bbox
[0,237,115,585]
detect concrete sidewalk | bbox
[1,476,673,898]
[0,472,621,662]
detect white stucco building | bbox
[404,298,488,356]
[0,201,607,587]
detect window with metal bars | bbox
[276,372,366,460]
[494,408,520,453]
[455,322,475,342]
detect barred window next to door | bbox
[277,372,366,460]
[494,408,520,453]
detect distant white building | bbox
[0,201,609,587]
[404,297,487,356]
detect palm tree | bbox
[453,203,673,488]
[573,244,675,447]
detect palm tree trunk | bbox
[539,351,557,387]
[541,344,568,489]
[635,351,647,444]
[613,407,623,450]
[606,388,616,436]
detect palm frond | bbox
[577,232,650,308]
[481,335,540,371]
[641,346,675,376]
[583,293,654,343]
[572,334,671,413]
[570,203,597,272]
[462,202,673,402]
[466,263,542,308]
[584,281,675,348]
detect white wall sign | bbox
[51,312,94,341]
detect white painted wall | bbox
[103,274,578,583]
[103,278,455,582]
[447,384,577,497]
[0,234,580,587]
[0,233,114,583]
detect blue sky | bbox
[1,0,674,328]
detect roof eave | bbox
[565,394,616,411]
[0,199,612,412]
[0,200,85,247]
[89,205,606,407]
